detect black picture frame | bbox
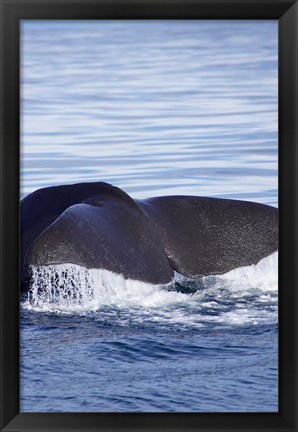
[0,1,297,431]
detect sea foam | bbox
[22,252,278,325]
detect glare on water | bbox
[21,20,278,205]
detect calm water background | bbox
[20,20,278,412]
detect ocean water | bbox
[20,20,278,412]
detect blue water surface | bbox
[20,20,278,412]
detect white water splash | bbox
[215,251,278,291]
[23,264,179,312]
[176,251,278,295]
[22,252,278,327]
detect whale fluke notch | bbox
[20,181,278,292]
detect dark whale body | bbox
[20,182,278,293]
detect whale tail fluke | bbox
[140,196,278,278]
[21,182,278,292]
